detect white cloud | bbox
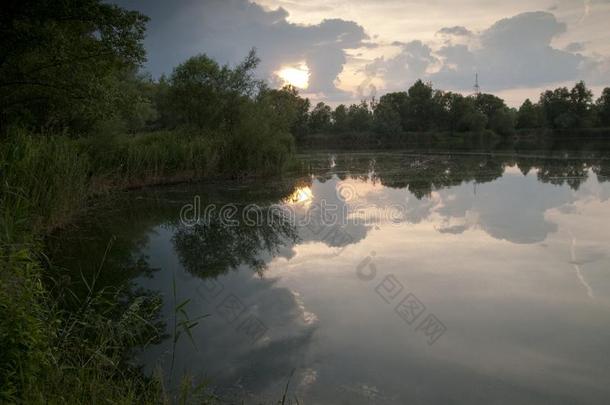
[363,11,607,93]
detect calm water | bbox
[50,150,610,404]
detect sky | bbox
[115,0,610,107]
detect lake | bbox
[49,150,610,404]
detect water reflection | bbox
[49,150,610,403]
[173,208,298,277]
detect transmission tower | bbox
[473,73,480,95]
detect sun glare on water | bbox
[284,186,313,204]
[277,65,310,89]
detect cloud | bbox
[436,26,473,37]
[363,40,438,90]
[363,11,595,93]
[564,42,585,53]
[115,0,369,97]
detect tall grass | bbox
[0,127,295,403]
[80,130,219,191]
[0,129,90,238]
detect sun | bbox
[277,64,310,89]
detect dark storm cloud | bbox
[114,0,368,96]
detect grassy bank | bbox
[0,128,295,403]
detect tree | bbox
[259,85,309,139]
[166,49,261,130]
[473,93,514,135]
[0,0,149,133]
[460,108,488,132]
[437,93,485,132]
[113,69,158,133]
[347,101,372,132]
[405,80,435,131]
[309,102,332,133]
[331,104,349,133]
[516,99,542,129]
[597,87,610,127]
[539,87,571,129]
[537,84,595,129]
[475,93,506,120]
[569,81,594,128]
[488,108,515,135]
[373,96,402,135]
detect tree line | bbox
[289,80,610,140]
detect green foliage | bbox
[162,49,262,131]
[300,80,609,143]
[516,99,542,129]
[373,97,402,135]
[259,85,310,139]
[0,0,148,133]
[459,108,488,132]
[440,92,487,132]
[373,92,409,134]
[79,130,216,189]
[488,108,515,136]
[405,80,435,131]
[218,99,295,175]
[570,81,594,127]
[539,87,571,128]
[0,129,90,237]
[598,88,610,127]
[475,93,506,119]
[0,246,50,402]
[538,81,595,129]
[331,104,350,133]
[347,101,373,132]
[309,102,332,133]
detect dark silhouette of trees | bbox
[298,79,608,142]
[347,101,373,132]
[164,50,261,130]
[331,104,349,133]
[404,80,435,131]
[309,102,332,133]
[596,88,610,127]
[516,99,542,129]
[0,0,148,133]
[373,94,403,135]
[537,81,595,129]
[260,85,310,140]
